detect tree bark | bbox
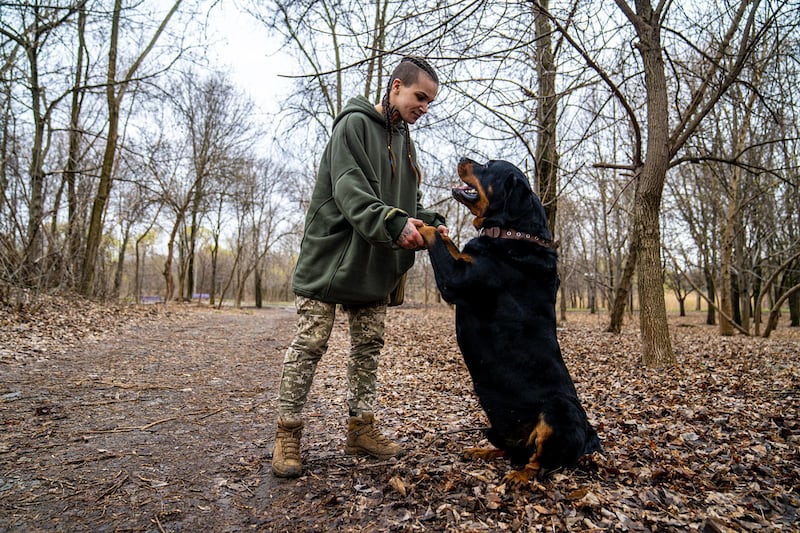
[81,0,122,296]
[629,0,676,366]
[534,0,559,237]
[606,232,637,333]
[66,5,87,287]
[704,266,716,325]
[719,202,736,335]
[162,212,184,303]
[80,0,183,296]
[112,224,130,298]
[763,282,800,338]
[23,24,46,284]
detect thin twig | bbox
[198,408,224,420]
[151,514,166,533]
[85,416,178,434]
[96,472,129,502]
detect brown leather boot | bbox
[345,412,404,459]
[272,416,303,478]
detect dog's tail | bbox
[583,424,602,455]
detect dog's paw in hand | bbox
[417,225,439,248]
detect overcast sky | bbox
[203,2,293,118]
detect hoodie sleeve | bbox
[416,189,446,228]
[328,114,402,248]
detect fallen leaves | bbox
[388,474,407,497]
[1,297,798,531]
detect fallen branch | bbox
[86,416,178,434]
[96,472,129,501]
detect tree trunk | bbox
[134,241,143,304]
[177,235,187,300]
[632,2,675,367]
[0,85,10,226]
[789,289,799,327]
[763,283,800,338]
[186,168,204,300]
[607,233,637,333]
[24,40,45,284]
[81,0,122,296]
[535,0,559,238]
[210,234,220,307]
[186,209,199,300]
[718,177,738,336]
[112,224,130,299]
[163,212,184,302]
[365,0,388,101]
[66,6,87,287]
[254,267,263,309]
[80,0,183,296]
[704,266,716,325]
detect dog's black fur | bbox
[419,158,601,485]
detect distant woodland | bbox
[2,1,798,364]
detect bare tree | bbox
[225,158,294,308]
[544,0,786,365]
[0,2,86,284]
[532,0,559,236]
[169,71,257,301]
[80,0,185,295]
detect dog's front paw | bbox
[502,466,539,488]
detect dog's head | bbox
[453,158,551,242]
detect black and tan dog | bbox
[418,158,601,486]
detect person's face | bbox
[390,73,438,124]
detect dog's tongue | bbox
[453,184,477,194]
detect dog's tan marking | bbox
[503,415,554,487]
[457,161,491,225]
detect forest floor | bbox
[1,295,799,532]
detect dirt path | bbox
[1,306,307,531]
[2,304,798,532]
[1,305,485,532]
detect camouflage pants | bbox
[278,296,387,418]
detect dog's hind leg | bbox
[463,447,505,462]
[502,416,553,487]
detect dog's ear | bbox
[502,169,551,241]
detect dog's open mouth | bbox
[452,184,479,204]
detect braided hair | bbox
[381,56,439,183]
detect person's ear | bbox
[391,78,402,93]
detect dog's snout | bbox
[458,158,476,176]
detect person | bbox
[271,56,448,478]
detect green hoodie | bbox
[292,95,445,304]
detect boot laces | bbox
[364,425,391,445]
[278,427,301,458]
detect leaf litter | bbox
[0,295,798,531]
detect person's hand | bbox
[396,218,425,249]
[436,225,449,237]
